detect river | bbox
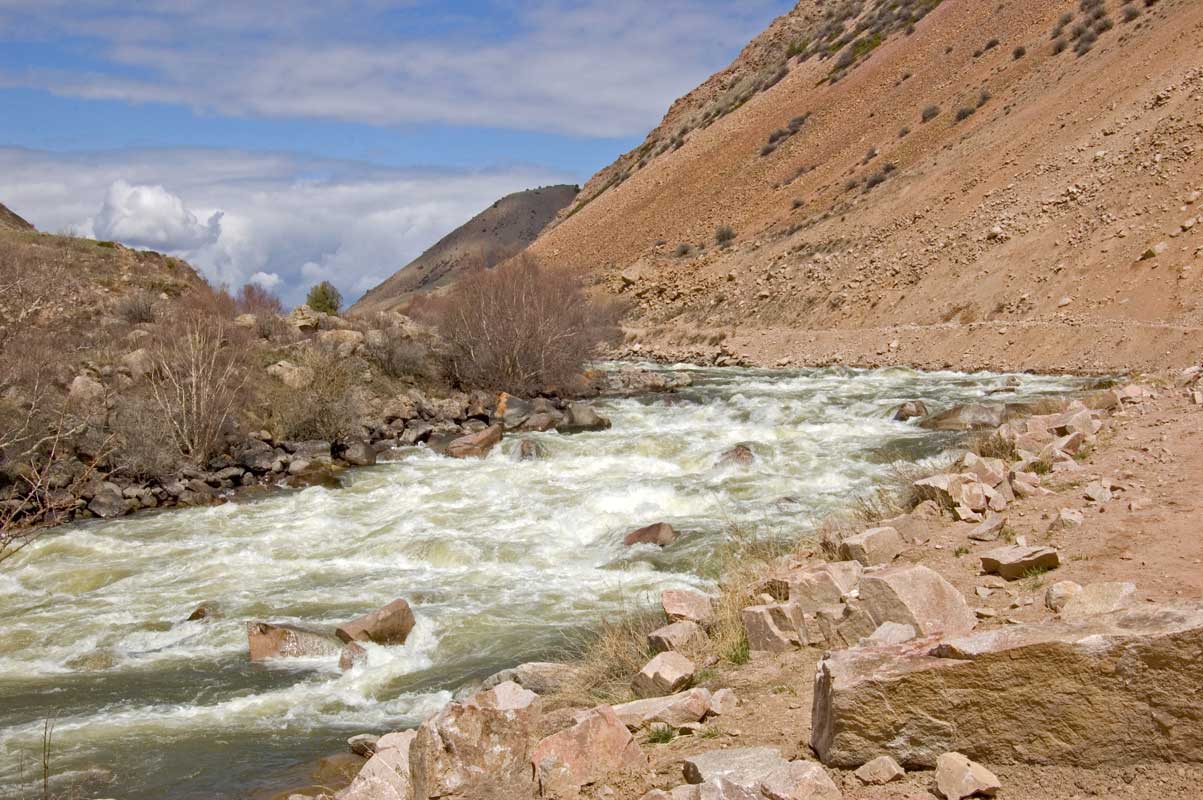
[0,364,1094,799]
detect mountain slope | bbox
[528,0,1203,373]
[0,201,34,231]
[351,184,578,316]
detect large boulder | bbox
[445,425,503,459]
[410,681,541,799]
[1059,581,1136,619]
[857,565,976,638]
[648,620,708,654]
[87,484,128,519]
[335,599,416,646]
[891,400,929,422]
[236,439,277,472]
[812,604,1203,768]
[246,622,342,661]
[337,731,415,800]
[682,747,788,785]
[742,603,803,653]
[339,440,377,467]
[530,705,645,796]
[267,360,315,390]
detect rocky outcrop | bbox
[811,604,1203,768]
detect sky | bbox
[0,0,792,304]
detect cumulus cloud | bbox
[0,146,571,305]
[93,180,223,250]
[0,0,790,137]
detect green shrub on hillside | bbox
[306,281,342,315]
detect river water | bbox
[0,364,1094,799]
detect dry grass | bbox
[260,347,363,442]
[547,605,667,708]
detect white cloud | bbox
[93,180,223,251]
[0,0,790,137]
[0,147,572,305]
[249,271,281,289]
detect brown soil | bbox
[525,0,1203,375]
[610,386,1203,800]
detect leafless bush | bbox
[108,394,183,479]
[264,347,362,442]
[146,315,249,463]
[179,282,237,320]
[235,283,284,316]
[363,319,437,381]
[115,292,157,324]
[428,258,624,396]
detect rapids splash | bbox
[0,364,1093,799]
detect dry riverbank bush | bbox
[261,347,362,442]
[424,257,624,396]
[551,606,667,708]
[146,314,250,464]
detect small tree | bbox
[306,281,342,315]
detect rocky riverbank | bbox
[268,368,1203,800]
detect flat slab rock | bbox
[812,603,1203,769]
[682,748,840,800]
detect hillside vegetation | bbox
[525,0,1203,373]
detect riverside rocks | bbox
[649,620,708,653]
[445,424,503,459]
[743,603,804,652]
[482,662,582,695]
[612,688,713,730]
[410,681,541,799]
[681,748,841,800]
[934,753,1000,800]
[335,599,416,646]
[246,622,342,661]
[891,400,928,422]
[337,731,415,800]
[978,545,1060,580]
[837,526,903,566]
[663,589,715,625]
[633,652,695,698]
[530,705,645,796]
[811,604,1203,768]
[854,755,905,785]
[858,565,977,638]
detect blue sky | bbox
[0,0,791,303]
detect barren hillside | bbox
[528,0,1203,374]
[351,184,578,316]
[0,201,33,232]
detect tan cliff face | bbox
[526,0,1203,372]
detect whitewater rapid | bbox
[0,364,1093,799]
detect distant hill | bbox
[0,201,34,231]
[350,184,578,316]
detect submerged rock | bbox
[445,424,503,458]
[624,521,678,547]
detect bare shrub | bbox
[146,315,249,463]
[116,292,157,324]
[179,283,237,320]
[549,605,666,708]
[715,225,736,246]
[363,319,437,381]
[108,394,182,479]
[429,257,624,396]
[264,348,362,442]
[235,283,284,316]
[921,104,940,122]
